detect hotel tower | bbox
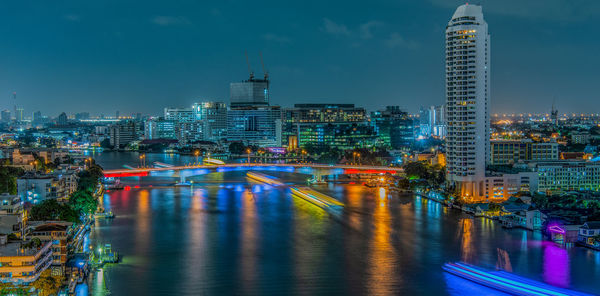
[445,4,490,201]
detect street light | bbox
[139,154,146,167]
[246,148,252,163]
[194,150,200,165]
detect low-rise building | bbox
[577,222,600,250]
[483,172,539,201]
[490,139,558,165]
[10,149,35,166]
[29,223,71,275]
[17,173,68,202]
[0,194,22,215]
[536,161,600,193]
[571,131,591,145]
[0,239,53,284]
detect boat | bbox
[94,211,115,219]
[443,262,592,296]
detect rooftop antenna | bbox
[259,52,268,80]
[12,92,16,120]
[245,51,254,80]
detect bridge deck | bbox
[103,163,402,178]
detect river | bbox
[82,152,600,295]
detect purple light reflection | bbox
[542,241,570,288]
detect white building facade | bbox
[445,4,490,201]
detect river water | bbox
[83,152,600,295]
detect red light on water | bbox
[124,186,131,191]
[134,185,140,189]
[349,182,355,184]
[106,190,110,192]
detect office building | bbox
[227,106,282,147]
[230,75,269,108]
[15,107,24,122]
[283,104,376,149]
[144,118,176,140]
[490,140,559,165]
[164,107,203,144]
[193,102,227,142]
[371,106,415,150]
[419,105,446,138]
[57,112,68,126]
[536,161,600,193]
[445,4,490,201]
[109,121,142,148]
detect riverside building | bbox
[445,4,490,201]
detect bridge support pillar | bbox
[311,171,324,183]
[179,174,186,184]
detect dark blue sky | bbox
[0,0,598,117]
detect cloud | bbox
[321,19,385,41]
[321,18,351,36]
[64,14,81,22]
[151,16,191,26]
[384,33,419,49]
[262,33,292,44]
[358,21,384,39]
[428,0,600,21]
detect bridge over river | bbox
[103,163,403,183]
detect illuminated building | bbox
[419,105,446,138]
[484,171,538,200]
[192,102,227,142]
[0,239,53,284]
[445,4,490,201]
[490,139,559,165]
[296,123,377,150]
[226,106,282,147]
[536,161,600,193]
[144,118,176,140]
[371,106,414,150]
[30,223,71,275]
[283,104,376,149]
[17,174,69,201]
[164,107,202,144]
[109,121,142,148]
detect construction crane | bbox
[259,52,268,80]
[245,51,254,80]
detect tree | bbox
[403,161,430,180]
[69,190,97,215]
[77,163,103,192]
[228,142,246,155]
[30,199,79,223]
[0,165,23,194]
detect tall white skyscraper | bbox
[445,4,490,201]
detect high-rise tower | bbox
[445,4,490,201]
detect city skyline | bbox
[1,0,599,116]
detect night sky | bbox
[0,0,598,117]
